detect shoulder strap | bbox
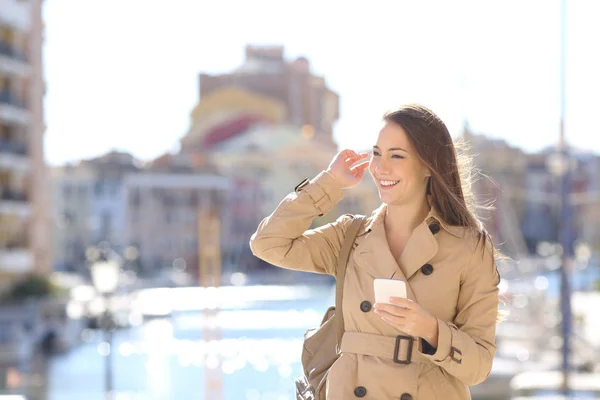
[335,215,366,349]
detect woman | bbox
[250,104,500,399]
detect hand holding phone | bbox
[374,278,407,305]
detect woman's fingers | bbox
[350,160,369,171]
[374,303,409,317]
[343,151,369,165]
[375,309,406,320]
[327,150,369,189]
[350,161,369,178]
[341,149,357,162]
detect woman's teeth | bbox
[380,180,400,187]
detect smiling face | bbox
[369,121,431,206]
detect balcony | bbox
[0,232,32,273]
[0,248,34,273]
[0,41,30,77]
[0,188,30,217]
[1,188,27,202]
[0,139,29,172]
[0,90,29,125]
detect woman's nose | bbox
[375,160,390,174]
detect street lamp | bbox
[554,0,573,393]
[90,251,121,399]
[91,258,120,295]
[546,147,574,393]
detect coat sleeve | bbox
[419,237,500,386]
[249,171,352,276]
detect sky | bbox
[42,0,600,166]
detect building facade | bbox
[50,164,95,273]
[462,127,529,257]
[191,45,339,149]
[84,151,141,252]
[0,0,49,281]
[465,123,600,258]
[50,151,141,273]
[570,152,600,254]
[123,172,232,279]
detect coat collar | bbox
[361,202,465,238]
[354,202,466,285]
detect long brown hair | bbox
[385,105,507,323]
[383,104,493,251]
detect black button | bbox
[429,223,440,234]
[401,394,413,400]
[421,264,434,276]
[354,386,367,397]
[360,301,372,312]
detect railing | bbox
[0,90,26,109]
[0,139,27,156]
[0,41,27,62]
[1,236,29,250]
[0,188,28,202]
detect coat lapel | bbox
[352,203,468,304]
[353,205,445,290]
[353,205,401,281]
[398,219,439,280]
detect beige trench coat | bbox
[250,171,500,400]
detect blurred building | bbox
[520,153,559,253]
[181,87,287,154]
[462,126,529,257]
[51,150,246,279]
[570,152,600,254]
[465,123,600,258]
[211,174,263,274]
[51,151,141,272]
[184,44,339,151]
[83,151,141,250]
[51,164,95,273]
[0,0,50,282]
[123,169,231,279]
[520,149,597,256]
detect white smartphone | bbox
[374,279,407,305]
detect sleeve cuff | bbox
[301,171,344,215]
[420,318,452,363]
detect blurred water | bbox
[2,266,599,399]
[5,285,335,400]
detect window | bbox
[63,185,72,198]
[100,211,112,240]
[187,237,197,250]
[130,188,141,206]
[94,181,103,196]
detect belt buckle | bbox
[393,335,414,365]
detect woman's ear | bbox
[420,160,432,179]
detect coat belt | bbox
[340,332,430,365]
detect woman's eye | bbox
[372,151,380,156]
[392,155,405,159]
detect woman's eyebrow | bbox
[373,145,408,152]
